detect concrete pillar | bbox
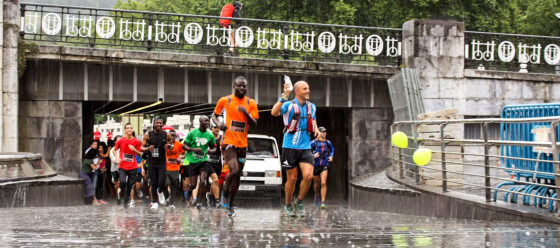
[348,108,393,180]
[402,20,465,113]
[2,0,19,152]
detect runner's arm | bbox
[328,140,335,157]
[140,132,152,152]
[272,83,292,116]
[238,106,257,127]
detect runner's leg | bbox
[149,165,159,203]
[285,168,298,205]
[313,175,320,197]
[210,173,220,200]
[222,147,238,206]
[320,170,328,203]
[296,162,314,201]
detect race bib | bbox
[123,153,134,162]
[153,148,159,158]
[230,120,246,132]
[168,158,179,164]
[193,153,204,160]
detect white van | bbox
[237,134,282,204]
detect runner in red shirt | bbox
[107,130,113,141]
[94,128,101,141]
[112,123,142,208]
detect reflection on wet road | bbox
[0,204,557,247]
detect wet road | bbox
[0,203,558,247]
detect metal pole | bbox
[550,121,559,213]
[414,123,420,184]
[484,123,491,202]
[441,123,448,192]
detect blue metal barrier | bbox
[497,103,560,211]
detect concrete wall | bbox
[402,19,560,117]
[18,100,82,176]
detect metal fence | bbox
[19,3,402,66]
[465,31,560,74]
[391,116,560,213]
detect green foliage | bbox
[18,39,39,79]
[113,0,560,36]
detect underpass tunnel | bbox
[21,59,394,203]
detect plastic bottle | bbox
[283,75,293,91]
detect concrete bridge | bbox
[2,1,560,201]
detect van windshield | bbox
[247,138,278,158]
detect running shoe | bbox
[129,200,135,208]
[314,195,320,207]
[150,202,159,210]
[292,199,306,217]
[220,202,230,211]
[169,204,176,209]
[191,198,198,208]
[117,198,121,205]
[282,205,296,217]
[227,208,236,217]
[196,203,203,210]
[157,190,167,206]
[99,199,108,205]
[137,189,143,198]
[320,203,326,210]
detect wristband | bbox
[278,97,288,103]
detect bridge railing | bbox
[391,117,560,213]
[19,3,402,66]
[465,31,560,74]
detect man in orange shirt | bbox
[164,129,185,209]
[212,76,258,217]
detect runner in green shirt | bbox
[183,116,216,209]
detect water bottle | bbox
[283,75,293,91]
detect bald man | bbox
[272,79,319,218]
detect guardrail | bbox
[465,31,560,74]
[0,153,56,183]
[19,2,402,66]
[391,117,560,213]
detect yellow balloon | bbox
[413,148,432,166]
[391,131,408,149]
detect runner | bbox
[107,129,114,142]
[311,126,334,209]
[112,123,142,208]
[109,135,122,204]
[207,123,223,207]
[183,116,216,209]
[164,129,186,209]
[141,117,173,210]
[212,76,259,216]
[94,128,101,141]
[271,80,319,217]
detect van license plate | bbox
[239,185,256,191]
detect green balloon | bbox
[413,148,432,166]
[391,131,408,148]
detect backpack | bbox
[283,100,315,134]
[220,4,235,28]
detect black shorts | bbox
[112,171,119,183]
[222,145,247,166]
[188,161,212,176]
[313,165,329,176]
[180,165,190,180]
[281,148,314,170]
[209,162,221,176]
[135,172,143,183]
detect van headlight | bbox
[265,170,280,177]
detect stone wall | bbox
[403,19,560,117]
[348,108,393,180]
[18,100,82,176]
